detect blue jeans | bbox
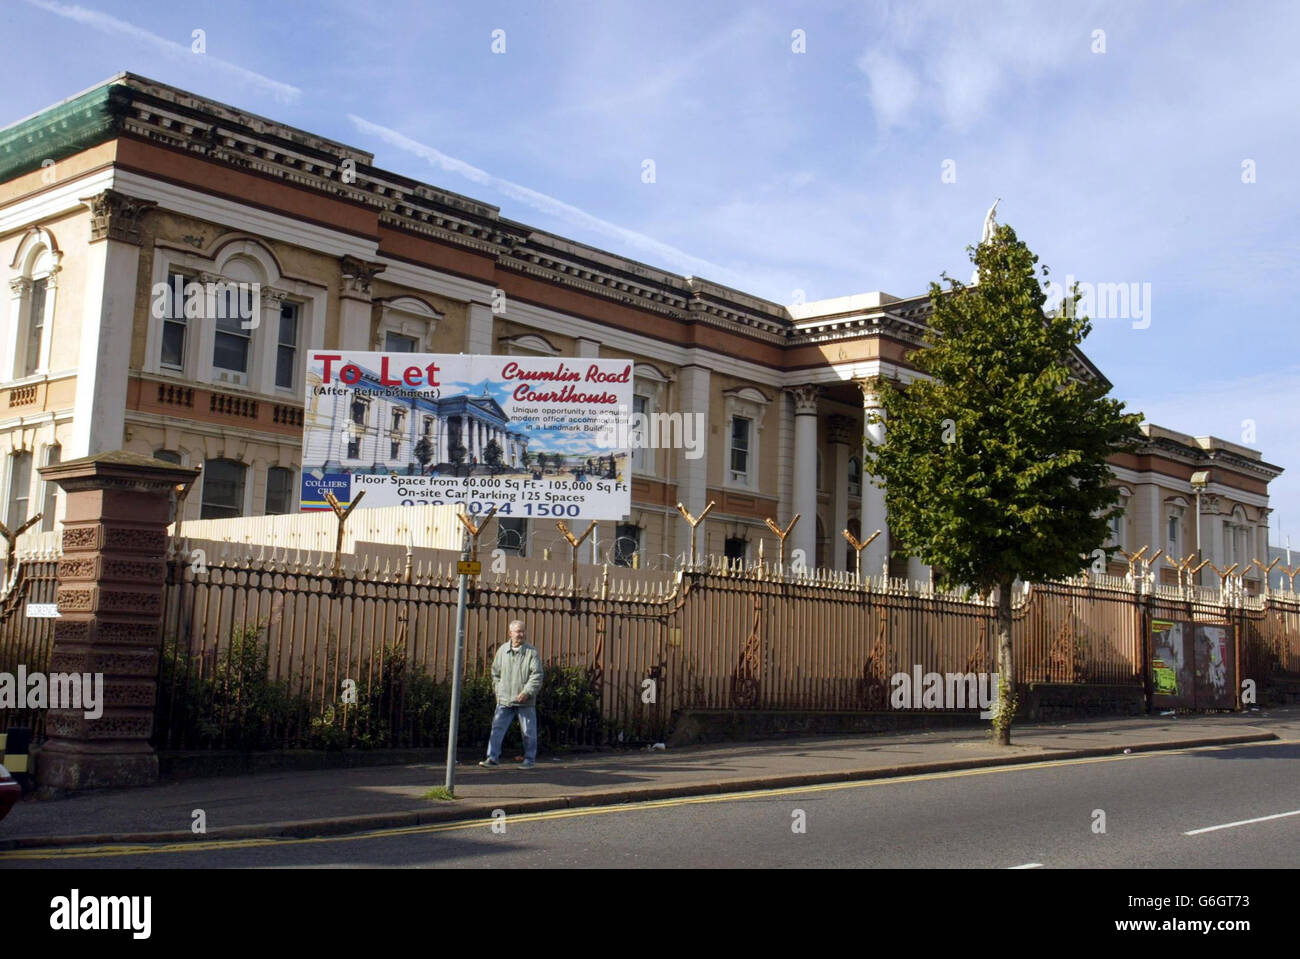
[486,704,537,762]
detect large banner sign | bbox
[301,352,632,520]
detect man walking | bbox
[480,620,543,769]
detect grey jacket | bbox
[491,641,543,707]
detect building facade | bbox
[0,74,1284,582]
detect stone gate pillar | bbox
[36,450,199,793]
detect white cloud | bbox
[857,50,920,127]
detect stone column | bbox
[36,451,200,793]
[790,385,820,567]
[338,256,384,351]
[676,364,711,557]
[859,381,890,578]
[466,302,494,354]
[828,414,853,571]
[71,190,155,458]
[3,277,31,381]
[254,288,288,394]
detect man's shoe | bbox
[478,759,499,767]
[520,760,536,769]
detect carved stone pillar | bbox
[789,385,820,566]
[36,451,199,794]
[339,255,384,351]
[828,414,853,571]
[858,379,890,577]
[71,191,156,457]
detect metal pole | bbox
[444,526,471,795]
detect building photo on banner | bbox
[301,352,632,519]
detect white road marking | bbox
[1183,808,1300,836]
[1010,862,1044,869]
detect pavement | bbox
[0,708,1293,852]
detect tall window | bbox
[265,467,293,514]
[23,277,48,376]
[40,444,60,533]
[385,332,417,352]
[275,302,299,389]
[613,523,640,567]
[1167,507,1183,558]
[213,313,251,375]
[201,459,247,519]
[848,457,862,497]
[729,417,751,482]
[351,397,369,426]
[5,451,32,530]
[724,537,747,564]
[160,272,191,370]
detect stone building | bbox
[0,73,1283,582]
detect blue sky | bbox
[6,0,1299,547]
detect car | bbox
[0,762,20,823]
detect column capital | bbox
[855,375,884,403]
[339,255,386,300]
[787,384,821,415]
[827,414,854,445]
[81,189,156,245]
[260,287,289,307]
[9,276,32,297]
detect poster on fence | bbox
[1150,619,1234,710]
[301,352,632,520]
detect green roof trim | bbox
[0,83,135,184]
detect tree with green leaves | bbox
[447,437,466,477]
[483,438,503,472]
[865,223,1143,745]
[413,435,434,474]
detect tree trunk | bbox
[994,577,1015,745]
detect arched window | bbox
[201,459,247,519]
[10,232,60,379]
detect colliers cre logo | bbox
[50,890,151,939]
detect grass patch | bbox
[423,786,455,801]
